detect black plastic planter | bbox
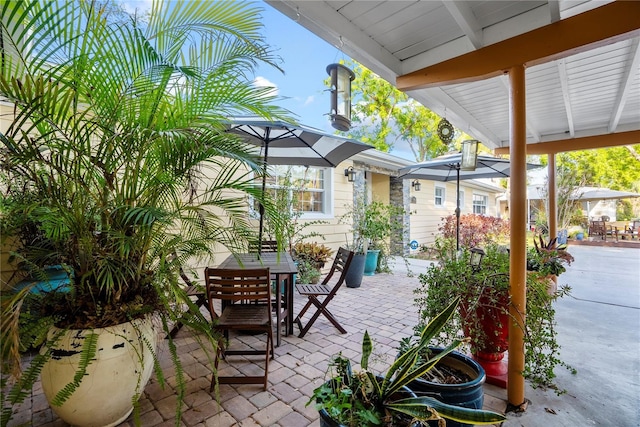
[345,253,366,288]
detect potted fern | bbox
[0,2,288,425]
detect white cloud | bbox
[119,0,153,16]
[303,96,314,106]
[253,76,279,96]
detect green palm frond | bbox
[2,0,294,424]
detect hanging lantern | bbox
[461,139,479,171]
[327,63,355,131]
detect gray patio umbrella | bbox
[572,187,640,201]
[227,117,373,249]
[399,152,542,251]
[571,187,640,220]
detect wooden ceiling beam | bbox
[396,1,640,91]
[494,130,640,155]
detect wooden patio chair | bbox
[628,220,640,240]
[589,220,607,240]
[294,247,354,338]
[205,267,274,390]
[248,240,279,253]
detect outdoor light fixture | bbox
[461,139,479,171]
[344,166,356,182]
[327,63,355,131]
[470,247,486,271]
[411,180,421,191]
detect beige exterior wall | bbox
[407,179,501,251]
[370,172,390,204]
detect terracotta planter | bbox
[528,271,557,295]
[41,315,157,427]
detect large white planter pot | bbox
[41,315,157,427]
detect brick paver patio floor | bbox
[7,258,507,427]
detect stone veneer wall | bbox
[390,176,410,256]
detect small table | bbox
[219,252,297,346]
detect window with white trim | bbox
[473,193,488,215]
[253,165,331,217]
[435,185,445,207]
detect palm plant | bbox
[1,0,289,424]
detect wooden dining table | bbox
[218,252,298,346]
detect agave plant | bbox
[1,0,290,424]
[310,298,506,426]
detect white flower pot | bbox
[41,315,157,427]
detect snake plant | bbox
[310,298,506,426]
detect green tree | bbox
[337,60,449,161]
[557,147,640,191]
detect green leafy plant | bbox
[526,234,574,276]
[295,259,323,285]
[292,242,333,269]
[1,1,289,425]
[414,238,575,392]
[340,197,404,272]
[309,298,506,427]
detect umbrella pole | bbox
[456,166,461,252]
[258,140,270,255]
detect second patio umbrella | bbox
[399,152,541,251]
[227,117,373,248]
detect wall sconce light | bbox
[344,166,356,182]
[470,247,485,272]
[411,180,421,191]
[327,63,355,131]
[461,139,479,171]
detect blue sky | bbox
[255,3,349,134]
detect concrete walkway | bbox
[7,245,640,426]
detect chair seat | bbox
[219,305,271,327]
[296,283,331,296]
[294,247,354,338]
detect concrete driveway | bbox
[496,245,640,426]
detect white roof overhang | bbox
[266,0,640,155]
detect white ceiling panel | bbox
[266,0,640,151]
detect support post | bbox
[548,155,557,243]
[508,65,527,407]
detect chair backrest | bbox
[319,247,354,290]
[249,240,279,253]
[205,267,271,317]
[590,220,606,235]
